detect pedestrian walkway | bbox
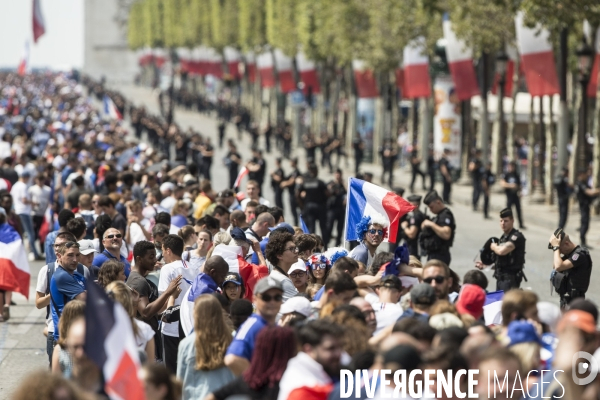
[114,85,600,248]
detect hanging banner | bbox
[433,77,462,169]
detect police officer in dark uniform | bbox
[575,169,600,248]
[327,169,347,247]
[420,191,456,266]
[482,161,495,219]
[297,163,330,246]
[554,167,572,229]
[468,149,484,211]
[549,230,593,308]
[500,161,525,229]
[486,208,526,292]
[401,194,426,259]
[270,157,285,210]
[439,149,453,204]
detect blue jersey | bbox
[226,313,268,361]
[92,250,131,277]
[50,266,86,340]
[251,237,269,265]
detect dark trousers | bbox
[558,196,569,229]
[283,141,291,159]
[472,181,483,210]
[507,193,524,227]
[303,203,330,247]
[428,172,436,191]
[33,215,45,253]
[580,204,590,245]
[381,164,394,187]
[483,192,490,218]
[560,292,586,309]
[218,129,225,148]
[427,251,451,267]
[289,192,298,226]
[274,188,284,210]
[265,134,272,153]
[162,334,180,374]
[410,168,426,192]
[202,160,212,181]
[229,169,238,190]
[327,209,345,247]
[355,157,362,176]
[495,272,523,292]
[47,333,55,367]
[442,180,452,203]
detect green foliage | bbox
[238,0,266,50]
[128,1,145,49]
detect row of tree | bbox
[127,0,600,205]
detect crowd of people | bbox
[0,71,598,400]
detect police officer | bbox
[488,208,526,291]
[554,167,572,229]
[575,169,600,248]
[549,230,592,308]
[439,149,453,204]
[481,161,495,219]
[468,149,484,211]
[420,191,456,266]
[401,194,426,259]
[500,161,525,229]
[297,163,330,247]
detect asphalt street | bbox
[1,84,598,397]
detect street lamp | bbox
[576,37,594,171]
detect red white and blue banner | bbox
[443,14,480,100]
[224,47,241,79]
[245,52,256,83]
[257,52,275,89]
[296,52,320,94]
[0,223,31,299]
[274,49,296,94]
[17,41,29,77]
[85,282,145,400]
[32,0,46,43]
[103,95,123,121]
[352,60,379,99]
[483,290,504,326]
[402,37,431,99]
[515,12,559,97]
[344,178,415,243]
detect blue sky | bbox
[0,0,83,70]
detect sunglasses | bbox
[311,263,328,270]
[368,229,384,236]
[289,271,307,278]
[105,234,123,239]
[260,293,283,302]
[423,275,446,284]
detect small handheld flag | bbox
[103,95,123,121]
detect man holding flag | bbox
[349,214,388,268]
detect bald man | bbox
[188,256,230,301]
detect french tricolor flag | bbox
[224,47,241,79]
[483,290,504,326]
[234,166,249,189]
[296,52,320,94]
[344,178,415,244]
[515,12,559,97]
[443,14,480,100]
[257,52,276,88]
[402,37,431,99]
[274,49,296,94]
[103,95,123,121]
[85,282,145,400]
[245,52,256,83]
[32,0,46,43]
[0,223,30,299]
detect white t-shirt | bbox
[134,319,155,349]
[160,196,177,212]
[28,184,51,216]
[372,302,404,335]
[127,222,147,249]
[240,197,270,210]
[36,265,54,333]
[10,181,31,215]
[269,269,298,302]
[158,259,200,337]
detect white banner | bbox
[433,77,462,169]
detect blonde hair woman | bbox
[206,231,232,259]
[176,294,234,400]
[51,300,86,377]
[105,281,155,363]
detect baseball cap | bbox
[222,272,243,286]
[507,320,543,346]
[77,239,97,255]
[230,227,252,244]
[288,260,308,275]
[269,222,295,234]
[455,284,486,319]
[279,296,311,317]
[253,276,283,295]
[381,275,402,291]
[410,283,437,306]
[557,310,597,334]
[160,182,176,193]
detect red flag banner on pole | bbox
[352,60,379,99]
[443,14,480,101]
[32,0,46,43]
[402,38,432,99]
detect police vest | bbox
[495,229,525,272]
[565,247,592,293]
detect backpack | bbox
[46,262,86,319]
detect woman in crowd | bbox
[97,260,127,288]
[306,253,331,298]
[288,263,309,294]
[182,229,212,271]
[51,300,86,377]
[106,281,155,363]
[177,295,234,400]
[141,364,182,400]
[178,225,197,253]
[207,326,297,400]
[171,200,189,228]
[221,272,245,306]
[206,231,231,259]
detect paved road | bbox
[2,84,598,397]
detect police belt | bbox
[494,268,528,282]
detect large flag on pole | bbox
[85,281,145,400]
[233,166,249,189]
[344,178,415,244]
[443,14,480,100]
[17,41,29,77]
[103,95,123,120]
[515,12,559,97]
[0,223,31,298]
[402,37,432,99]
[32,0,46,43]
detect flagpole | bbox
[343,177,351,250]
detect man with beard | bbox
[422,259,452,301]
[349,214,387,269]
[278,320,344,400]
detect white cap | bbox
[78,239,97,255]
[279,296,311,318]
[160,182,176,193]
[288,260,308,275]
